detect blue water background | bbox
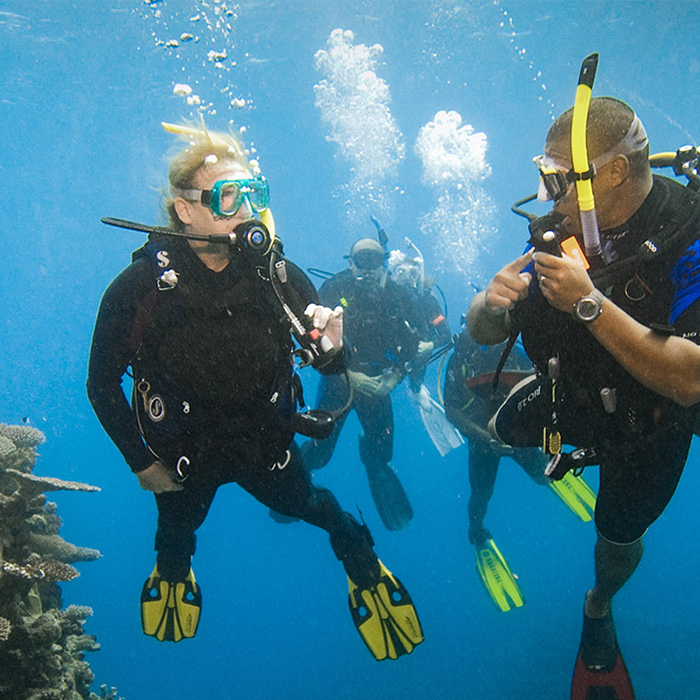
[2,1,699,698]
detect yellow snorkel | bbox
[571,53,603,264]
[161,121,277,241]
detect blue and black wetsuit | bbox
[494,175,700,544]
[87,237,375,580]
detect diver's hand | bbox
[415,340,434,364]
[374,367,402,397]
[533,251,594,313]
[304,303,344,350]
[347,369,381,397]
[484,250,534,312]
[468,251,533,344]
[136,461,183,493]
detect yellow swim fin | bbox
[348,560,424,661]
[475,538,525,613]
[140,565,202,642]
[549,472,596,522]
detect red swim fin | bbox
[571,648,636,700]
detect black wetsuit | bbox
[301,269,419,469]
[87,237,375,580]
[444,332,547,545]
[300,269,419,530]
[405,285,451,390]
[409,286,451,348]
[494,175,700,543]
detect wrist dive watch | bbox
[574,288,605,323]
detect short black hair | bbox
[547,96,650,178]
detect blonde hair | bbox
[165,124,251,230]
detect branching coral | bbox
[27,534,101,564]
[0,435,17,459]
[89,685,123,700]
[0,423,119,699]
[2,559,81,583]
[0,424,46,449]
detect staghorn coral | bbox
[61,606,93,627]
[0,424,119,700]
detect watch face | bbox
[578,299,598,319]
[576,295,601,322]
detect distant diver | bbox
[299,236,422,531]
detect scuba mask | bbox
[351,249,387,271]
[180,176,270,217]
[392,262,422,288]
[533,155,578,203]
[349,251,387,282]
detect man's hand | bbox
[136,460,183,493]
[373,367,402,397]
[484,250,534,312]
[533,251,594,313]
[305,304,344,350]
[415,340,434,364]
[347,369,381,397]
[468,250,533,344]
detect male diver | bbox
[87,123,423,660]
[468,55,700,698]
[300,237,421,531]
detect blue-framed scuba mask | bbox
[181,176,270,217]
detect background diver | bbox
[468,64,700,698]
[386,239,464,458]
[300,236,421,531]
[444,326,596,612]
[87,123,423,660]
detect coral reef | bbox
[0,423,123,700]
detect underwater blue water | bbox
[2,1,700,698]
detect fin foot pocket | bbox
[571,608,635,700]
[140,565,202,642]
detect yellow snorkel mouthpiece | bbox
[570,53,603,262]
